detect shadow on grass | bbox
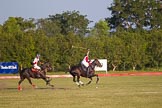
[0,87,75,90]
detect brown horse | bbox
[69,59,102,87]
[18,62,54,90]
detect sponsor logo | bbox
[0,62,19,74]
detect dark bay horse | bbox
[69,59,102,87]
[18,62,54,90]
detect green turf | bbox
[0,76,162,108]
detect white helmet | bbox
[37,54,40,57]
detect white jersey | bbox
[33,57,41,70]
[81,55,91,67]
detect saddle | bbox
[31,68,39,73]
[31,68,42,78]
[81,64,92,72]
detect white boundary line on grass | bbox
[0,75,72,79]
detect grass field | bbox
[0,75,162,108]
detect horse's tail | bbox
[64,64,71,74]
[68,65,71,70]
[68,65,76,73]
[17,64,23,73]
[66,63,80,74]
[18,68,24,79]
[19,68,25,75]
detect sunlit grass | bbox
[0,76,162,108]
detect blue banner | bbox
[0,62,19,74]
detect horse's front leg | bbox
[45,77,54,88]
[40,73,54,87]
[86,74,99,85]
[95,74,99,84]
[86,77,92,85]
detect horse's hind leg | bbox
[26,77,37,88]
[73,76,76,82]
[71,74,78,85]
[75,75,81,87]
[18,78,25,91]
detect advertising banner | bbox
[0,62,19,74]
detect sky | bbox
[0,0,113,27]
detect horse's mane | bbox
[91,58,98,63]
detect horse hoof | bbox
[18,89,22,91]
[18,86,22,91]
[51,85,54,88]
[32,85,38,88]
[78,85,81,88]
[18,87,22,91]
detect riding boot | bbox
[87,67,90,78]
[36,70,41,78]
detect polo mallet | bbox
[72,45,87,50]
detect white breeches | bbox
[33,64,41,70]
[81,61,89,67]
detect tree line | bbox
[0,1,162,72]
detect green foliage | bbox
[107,0,162,32]
[37,18,62,37]
[47,11,90,36]
[0,9,162,71]
[91,20,110,36]
[145,30,162,68]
